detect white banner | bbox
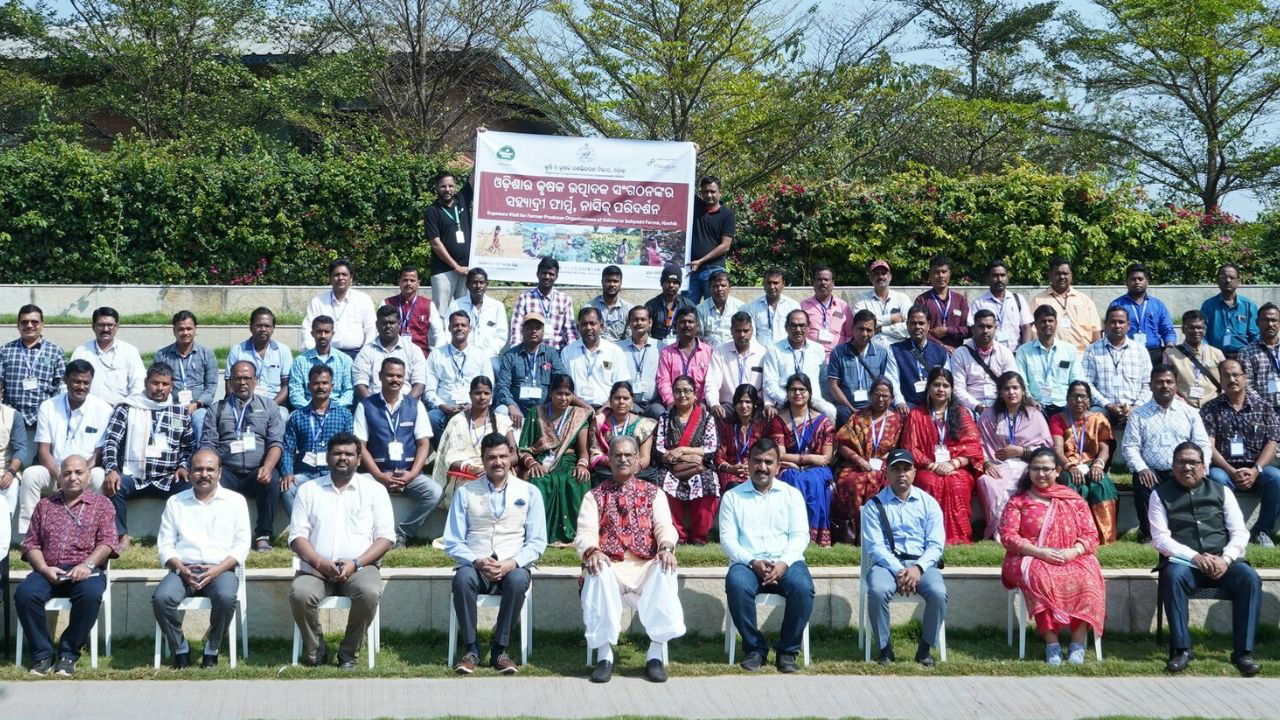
[469,130,696,289]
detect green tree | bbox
[906,0,1057,99]
[0,0,56,144]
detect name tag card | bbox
[914,380,927,393]
[178,389,193,404]
[1189,385,1204,399]
[818,328,835,343]
[852,389,868,403]
[455,230,466,244]
[22,377,37,391]
[304,451,326,467]
[869,458,884,471]
[519,385,543,400]
[388,441,405,461]
[933,446,951,463]
[1230,437,1246,457]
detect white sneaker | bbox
[1067,643,1086,665]
[1045,643,1062,666]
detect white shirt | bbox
[71,339,145,406]
[762,338,825,407]
[1148,483,1248,563]
[617,336,660,403]
[352,337,428,393]
[561,338,630,406]
[709,338,767,404]
[423,342,493,406]
[948,340,1017,411]
[697,296,745,346]
[289,473,396,567]
[301,289,378,352]
[969,290,1034,353]
[34,392,114,464]
[853,289,913,346]
[743,295,802,346]
[448,295,509,356]
[354,393,434,441]
[157,485,251,566]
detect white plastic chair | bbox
[1007,588,1101,661]
[858,545,947,662]
[289,557,381,669]
[724,593,810,666]
[153,565,248,668]
[16,561,112,669]
[447,584,533,666]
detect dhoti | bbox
[581,559,686,650]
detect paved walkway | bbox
[3,675,1278,719]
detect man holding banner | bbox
[425,171,474,314]
[685,176,736,305]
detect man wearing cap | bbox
[861,448,947,666]
[854,260,913,350]
[496,311,569,429]
[644,264,696,347]
[968,260,1033,354]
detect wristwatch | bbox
[83,560,97,571]
[352,559,362,572]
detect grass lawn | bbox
[0,623,1274,681]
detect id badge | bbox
[996,329,1013,344]
[869,458,884,471]
[1133,332,1148,346]
[1223,332,1234,345]
[240,433,257,452]
[230,440,245,454]
[304,451,326,467]
[1189,385,1205,399]
[519,385,542,400]
[22,376,37,391]
[1230,438,1245,457]
[1059,315,1072,330]
[914,379,927,393]
[951,308,962,317]
[388,441,405,461]
[455,230,466,244]
[1269,378,1279,395]
[981,383,996,400]
[933,446,951,463]
[818,328,834,343]
[145,441,167,459]
[1075,464,1090,476]
[177,389,193,404]
[852,389,868,404]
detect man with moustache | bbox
[854,260,913,349]
[968,260,1033,354]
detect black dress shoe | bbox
[337,659,357,671]
[1166,649,1192,673]
[877,646,895,666]
[645,658,668,682]
[1231,652,1261,677]
[775,652,799,673]
[200,654,218,669]
[305,648,330,667]
[171,651,191,669]
[589,659,613,683]
[915,644,936,668]
[739,651,764,672]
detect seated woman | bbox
[588,381,658,486]
[831,378,900,544]
[432,376,516,500]
[517,373,592,546]
[767,372,836,546]
[902,367,983,544]
[1047,381,1119,544]
[656,375,719,545]
[714,384,769,494]
[977,371,1051,540]
[999,448,1106,666]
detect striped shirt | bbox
[0,337,66,425]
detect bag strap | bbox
[870,496,896,556]
[964,344,1001,384]
[1175,344,1222,391]
[854,350,882,385]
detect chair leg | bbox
[447,592,457,667]
[520,597,530,666]
[15,621,22,666]
[1093,626,1102,662]
[104,586,112,657]
[802,623,810,667]
[290,622,301,666]
[1017,593,1026,660]
[366,624,375,670]
[153,622,162,669]
[1006,591,1013,647]
[228,609,237,669]
[723,608,734,666]
[89,620,98,669]
[240,586,249,659]
[938,620,947,663]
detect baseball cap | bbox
[869,259,891,273]
[886,448,914,467]
[522,311,547,326]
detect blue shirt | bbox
[281,403,354,475]
[718,480,809,567]
[1201,293,1259,354]
[227,339,293,397]
[443,478,547,568]
[154,342,219,408]
[825,341,898,408]
[861,485,945,574]
[494,343,567,411]
[288,349,354,409]
[889,338,950,407]
[1111,293,1176,349]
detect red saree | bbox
[902,405,983,544]
[831,408,902,544]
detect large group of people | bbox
[0,194,1272,680]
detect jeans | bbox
[219,466,281,540]
[190,408,208,449]
[1160,560,1261,653]
[109,474,190,536]
[1208,465,1280,536]
[682,266,719,305]
[452,564,532,650]
[724,561,814,657]
[384,471,443,540]
[865,564,948,651]
[152,569,239,656]
[281,470,329,517]
[15,569,106,663]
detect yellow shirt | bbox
[1162,343,1224,409]
[1033,289,1100,352]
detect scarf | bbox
[122,393,171,480]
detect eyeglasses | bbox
[1173,458,1202,467]
[673,387,695,395]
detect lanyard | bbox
[468,410,487,447]
[536,289,553,319]
[736,352,750,386]
[869,413,888,453]
[449,345,467,380]
[790,409,815,454]
[398,296,419,334]
[94,342,117,370]
[63,395,85,440]
[608,414,635,440]
[583,346,601,380]
[629,344,649,376]
[523,349,542,383]
[1132,298,1147,331]
[1004,411,1019,445]
[1106,343,1126,373]
[22,342,41,378]
[931,290,951,321]
[231,397,251,434]
[679,341,699,377]
[1264,343,1280,373]
[933,412,948,445]
[308,409,326,449]
[664,299,677,329]
[818,298,834,329]
[175,352,191,387]
[61,500,85,528]
[1067,410,1087,456]
[445,204,462,230]
[790,345,805,376]
[765,303,776,334]
[1040,344,1057,388]
[736,422,752,463]
[384,399,403,432]
[551,407,572,437]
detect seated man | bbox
[353,305,428,400]
[495,312,568,429]
[281,364,354,515]
[1150,442,1262,677]
[826,309,898,426]
[508,256,578,350]
[154,310,219,447]
[949,309,1016,415]
[561,307,630,409]
[425,310,495,437]
[443,433,547,674]
[18,360,110,536]
[354,357,442,547]
[225,306,292,422]
[15,455,119,676]
[201,360,285,553]
[288,314,354,411]
[289,433,394,670]
[655,308,717,409]
[719,437,814,673]
[708,311,769,419]
[153,449,250,668]
[762,309,837,419]
[861,448,947,666]
[101,362,195,549]
[644,264,696,346]
[576,435,685,684]
[889,305,949,411]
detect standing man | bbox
[1164,310,1224,409]
[289,433,395,670]
[288,315,355,410]
[949,310,1017,415]
[424,171,474,312]
[685,175,735,305]
[562,307,630,409]
[588,265,634,343]
[508,257,577,350]
[968,260,1033,354]
[1084,306,1153,431]
[155,311,219,448]
[201,361,285,553]
[697,270,744,346]
[425,311,494,436]
[709,312,770,418]
[719,438,814,673]
[576,435,685,683]
[861,448,948,666]
[1016,306,1085,416]
[1121,365,1213,542]
[353,305,428,400]
[444,434,547,674]
[225,307,292,420]
[449,268,509,360]
[0,304,66,464]
[645,264,696,346]
[72,306,145,406]
[744,268,801,347]
[1199,359,1280,546]
[801,265,852,361]
[826,309,898,426]
[354,358,442,547]
[1033,257,1101,352]
[15,455,118,676]
[655,308,718,410]
[1239,303,1280,414]
[300,259,377,357]
[889,306,950,412]
[385,265,443,357]
[1111,263,1177,365]
[762,310,837,419]
[495,313,568,429]
[281,365,354,515]
[914,255,968,352]
[619,307,663,420]
[853,260,912,349]
[101,362,195,549]
[152,449,250,669]
[1201,262,1258,358]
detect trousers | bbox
[581,561,686,650]
[1160,560,1260,653]
[15,569,106,662]
[109,474,190,535]
[218,466,281,540]
[725,561,815,656]
[1208,466,1280,536]
[152,569,239,656]
[451,564,531,648]
[289,565,383,664]
[865,564,948,650]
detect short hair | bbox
[376,305,399,321]
[1033,304,1057,320]
[479,432,510,454]
[699,175,721,189]
[1125,262,1149,280]
[972,309,996,324]
[146,362,174,381]
[628,305,651,322]
[1104,304,1129,323]
[577,306,603,323]
[812,264,833,280]
[328,258,353,276]
[1049,256,1072,272]
[852,309,877,326]
[1173,441,1204,463]
[786,309,809,326]
[730,311,753,326]
[92,307,119,323]
[1150,363,1176,380]
[1259,302,1279,319]
[448,310,471,325]
[1218,262,1241,276]
[1182,309,1206,325]
[928,254,950,270]
[328,432,362,455]
[250,306,275,325]
[466,267,488,283]
[311,314,335,329]
[905,304,929,321]
[602,265,622,279]
[549,373,575,394]
[380,356,406,373]
[433,171,457,186]
[674,306,699,325]
[17,304,43,321]
[749,437,781,458]
[763,267,785,282]
[65,359,95,377]
[537,256,560,273]
[398,265,419,280]
[709,269,730,285]
[985,260,1008,274]
[308,363,334,381]
[609,434,640,454]
[172,310,197,326]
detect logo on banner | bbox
[496,145,516,161]
[647,157,679,170]
[577,142,595,164]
